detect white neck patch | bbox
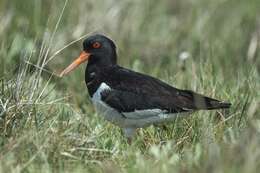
[92,82,111,101]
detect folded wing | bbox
[100,66,231,118]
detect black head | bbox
[83,34,117,66]
[59,34,117,77]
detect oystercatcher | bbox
[60,34,231,142]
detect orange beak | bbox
[59,51,90,77]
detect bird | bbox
[60,34,231,143]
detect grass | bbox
[0,0,259,172]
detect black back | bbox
[83,34,231,113]
[86,65,231,113]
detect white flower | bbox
[179,51,190,61]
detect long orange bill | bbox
[59,51,90,77]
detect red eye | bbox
[92,42,101,49]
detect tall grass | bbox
[0,0,259,172]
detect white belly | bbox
[91,83,126,126]
[91,82,188,128]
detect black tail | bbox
[180,90,231,110]
[202,98,232,110]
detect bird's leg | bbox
[123,127,135,144]
[127,137,132,144]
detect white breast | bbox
[92,82,111,102]
[91,82,126,127]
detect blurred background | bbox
[0,0,259,172]
[1,0,259,107]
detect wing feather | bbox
[99,66,230,117]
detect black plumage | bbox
[86,65,231,114]
[61,34,231,141]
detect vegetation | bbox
[0,0,259,172]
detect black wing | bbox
[100,66,231,113]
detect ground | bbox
[0,0,259,172]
